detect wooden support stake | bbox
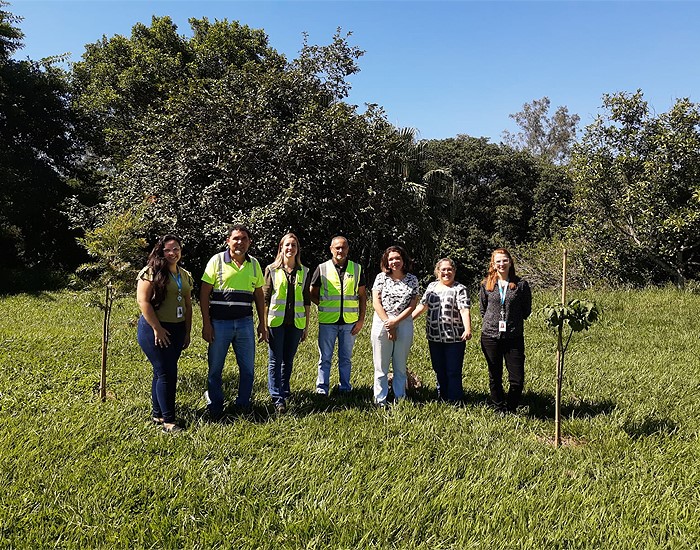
[555,249,568,448]
[99,283,112,402]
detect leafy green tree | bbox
[0,1,22,59]
[503,97,580,165]
[530,162,574,241]
[73,17,424,277]
[71,16,284,162]
[422,136,543,284]
[570,91,700,288]
[0,3,82,270]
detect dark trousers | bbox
[137,316,186,423]
[428,340,466,402]
[480,335,525,412]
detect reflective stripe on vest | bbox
[268,265,308,329]
[209,253,260,319]
[318,260,360,324]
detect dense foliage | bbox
[70,17,425,277]
[570,90,700,288]
[0,3,83,271]
[2,4,699,291]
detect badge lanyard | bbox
[172,269,184,318]
[171,269,183,303]
[498,280,508,332]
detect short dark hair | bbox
[227,224,252,240]
[380,245,413,274]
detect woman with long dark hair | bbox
[262,233,311,413]
[137,235,193,433]
[479,248,532,414]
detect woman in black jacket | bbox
[479,248,531,414]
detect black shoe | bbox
[275,403,287,414]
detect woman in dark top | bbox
[263,233,311,413]
[137,235,193,433]
[479,248,531,414]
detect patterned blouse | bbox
[372,272,419,317]
[419,281,471,343]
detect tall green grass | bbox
[0,288,698,548]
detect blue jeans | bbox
[267,324,303,406]
[371,313,414,404]
[428,340,465,402]
[316,323,356,394]
[137,316,186,423]
[207,317,256,415]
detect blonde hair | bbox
[434,258,456,279]
[270,233,302,269]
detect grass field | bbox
[0,288,698,548]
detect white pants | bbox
[371,312,414,404]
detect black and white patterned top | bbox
[372,272,419,317]
[420,281,471,343]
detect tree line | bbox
[1,4,698,291]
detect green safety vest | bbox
[317,260,361,324]
[268,265,308,329]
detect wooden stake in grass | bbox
[543,249,600,448]
[555,249,568,447]
[99,282,114,402]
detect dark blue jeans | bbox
[137,316,186,423]
[267,324,304,406]
[427,340,465,402]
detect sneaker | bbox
[315,388,328,396]
[275,403,287,414]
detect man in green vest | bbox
[310,235,367,395]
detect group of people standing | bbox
[136,225,532,433]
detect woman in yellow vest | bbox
[263,233,311,413]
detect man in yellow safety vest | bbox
[310,235,367,395]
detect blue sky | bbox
[9,0,700,141]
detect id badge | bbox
[498,320,507,332]
[176,306,184,319]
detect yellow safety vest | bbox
[268,266,308,329]
[317,260,360,324]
